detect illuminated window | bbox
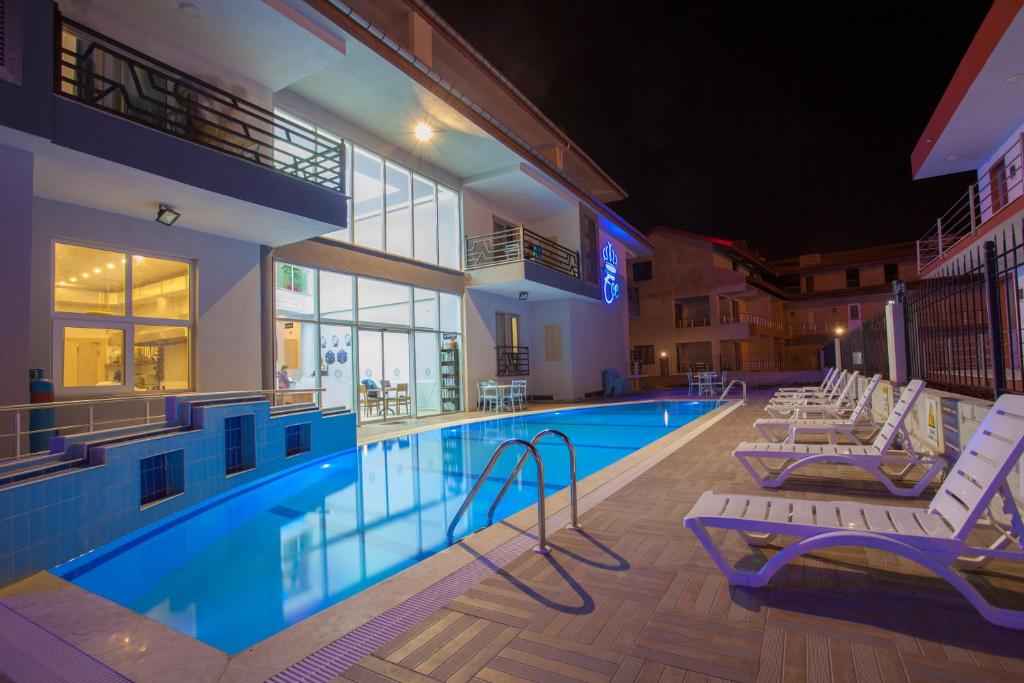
[53,242,193,393]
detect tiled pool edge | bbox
[265,400,743,683]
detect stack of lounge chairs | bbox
[683,368,1024,629]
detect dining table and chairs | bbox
[359,380,412,418]
[477,379,527,413]
[689,370,725,397]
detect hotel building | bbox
[0,0,650,419]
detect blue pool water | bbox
[54,401,715,653]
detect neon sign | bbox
[601,242,620,304]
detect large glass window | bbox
[274,261,462,418]
[385,162,413,258]
[53,242,193,393]
[437,186,460,270]
[413,174,437,264]
[353,148,384,251]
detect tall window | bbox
[845,268,860,288]
[803,276,814,293]
[884,263,899,283]
[53,243,192,393]
[632,261,653,282]
[496,313,521,351]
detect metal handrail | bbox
[465,225,580,278]
[487,429,580,530]
[446,438,550,553]
[716,379,747,406]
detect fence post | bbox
[968,184,978,233]
[885,300,907,385]
[936,217,944,257]
[983,240,1006,398]
[834,338,843,371]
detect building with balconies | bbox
[0,0,651,419]
[627,227,917,378]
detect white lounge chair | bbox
[685,393,1024,629]
[768,369,851,406]
[765,371,860,419]
[754,374,882,444]
[737,380,941,496]
[773,367,836,397]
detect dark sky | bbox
[426,1,993,259]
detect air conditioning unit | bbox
[0,0,23,86]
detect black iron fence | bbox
[903,234,1024,399]
[838,313,889,378]
[56,15,344,191]
[718,352,821,372]
[496,346,529,377]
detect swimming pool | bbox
[53,400,716,653]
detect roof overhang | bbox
[912,0,1024,179]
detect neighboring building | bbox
[912,0,1024,276]
[627,227,916,377]
[0,0,650,417]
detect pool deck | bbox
[2,391,1024,682]
[339,396,1024,683]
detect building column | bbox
[885,301,908,384]
[0,144,33,405]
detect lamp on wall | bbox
[518,291,528,301]
[156,205,181,226]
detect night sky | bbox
[426,1,993,259]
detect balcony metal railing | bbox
[720,312,785,332]
[466,226,580,279]
[916,136,1023,272]
[786,320,848,336]
[496,346,530,376]
[55,16,344,192]
[675,317,712,328]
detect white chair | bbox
[713,371,727,395]
[510,380,527,411]
[736,380,940,497]
[754,374,882,444]
[685,393,1024,629]
[769,369,849,405]
[764,371,859,418]
[773,367,836,397]
[479,382,501,413]
[686,372,696,396]
[476,380,495,411]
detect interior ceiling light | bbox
[414,121,432,142]
[179,2,200,18]
[156,204,181,226]
[1006,73,1024,84]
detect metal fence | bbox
[839,313,889,378]
[903,235,1024,399]
[465,226,580,279]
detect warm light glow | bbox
[92,267,101,274]
[414,121,432,141]
[660,351,667,358]
[69,277,77,283]
[106,263,115,269]
[82,273,90,279]
[835,326,844,336]
[58,280,66,286]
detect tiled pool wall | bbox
[0,399,356,587]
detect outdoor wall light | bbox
[518,291,529,301]
[660,351,667,358]
[414,121,433,141]
[834,326,845,336]
[156,205,181,226]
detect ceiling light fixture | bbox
[156,204,181,226]
[179,2,200,19]
[69,277,77,283]
[946,154,961,161]
[518,291,528,301]
[1006,73,1024,84]
[414,121,432,142]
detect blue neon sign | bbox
[601,242,620,305]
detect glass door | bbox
[357,329,411,423]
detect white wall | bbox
[0,145,34,404]
[976,121,1024,222]
[31,199,263,395]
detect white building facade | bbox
[0,0,650,422]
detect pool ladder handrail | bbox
[716,379,747,406]
[445,429,581,553]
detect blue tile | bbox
[0,554,13,586]
[13,485,30,513]
[45,505,61,537]
[30,543,47,571]
[0,490,12,520]
[29,509,45,544]
[29,484,47,510]
[0,518,11,556]
[12,549,29,580]
[12,514,29,551]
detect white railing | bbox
[0,388,324,461]
[917,136,1023,272]
[721,312,785,332]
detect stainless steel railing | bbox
[716,379,747,406]
[446,430,582,552]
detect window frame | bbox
[884,262,899,284]
[845,268,860,288]
[632,261,653,282]
[51,239,196,397]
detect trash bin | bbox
[29,368,55,453]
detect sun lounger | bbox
[774,367,836,397]
[684,393,1024,629]
[738,380,941,496]
[754,374,882,444]
[765,371,860,418]
[772,369,846,401]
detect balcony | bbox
[465,226,598,300]
[496,346,530,376]
[674,313,785,341]
[43,14,348,239]
[916,136,1022,272]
